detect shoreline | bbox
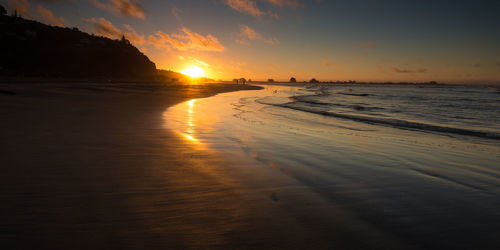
[0,82,408,249]
[4,82,496,249]
[0,82,275,249]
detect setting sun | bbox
[181,66,206,78]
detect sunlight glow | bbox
[181,66,206,78]
[182,99,199,144]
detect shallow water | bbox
[164,84,500,249]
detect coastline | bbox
[0,82,408,249]
[0,82,275,249]
[3,82,497,249]
[163,85,500,249]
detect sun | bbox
[181,66,206,78]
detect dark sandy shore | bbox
[1,82,408,249]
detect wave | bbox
[276,102,500,140]
[337,92,371,97]
[290,96,385,112]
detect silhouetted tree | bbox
[239,78,247,84]
[310,78,319,83]
[0,4,7,16]
[121,35,131,44]
[268,79,274,83]
[248,79,252,83]
[233,78,239,84]
[290,77,297,83]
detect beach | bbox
[164,84,500,249]
[0,82,305,249]
[1,82,499,249]
[1,82,399,249]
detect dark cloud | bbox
[392,67,427,73]
[354,42,376,50]
[91,0,146,19]
[265,0,300,8]
[84,17,145,44]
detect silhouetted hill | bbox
[0,14,157,80]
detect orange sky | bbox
[5,0,500,84]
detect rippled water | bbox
[164,84,500,249]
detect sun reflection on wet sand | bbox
[163,97,227,148]
[184,99,198,143]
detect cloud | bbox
[237,24,279,45]
[265,0,300,8]
[320,58,337,67]
[171,7,182,19]
[148,28,225,52]
[84,17,145,44]
[189,57,210,67]
[225,0,263,17]
[34,0,74,3]
[8,0,30,16]
[91,0,146,19]
[85,18,224,52]
[392,67,427,73]
[268,11,280,20]
[36,5,68,27]
[354,42,376,50]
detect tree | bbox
[0,4,7,16]
[233,78,239,84]
[309,78,319,83]
[268,79,274,83]
[239,78,247,84]
[121,35,131,44]
[290,77,297,83]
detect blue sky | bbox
[3,0,500,83]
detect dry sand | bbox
[0,82,406,249]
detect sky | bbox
[3,0,500,83]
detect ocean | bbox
[164,84,500,248]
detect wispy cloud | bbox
[224,0,263,17]
[148,28,225,52]
[392,67,427,73]
[37,5,68,27]
[84,17,145,44]
[8,0,30,16]
[237,24,278,45]
[91,0,146,19]
[7,1,69,26]
[354,42,376,50]
[171,7,182,19]
[190,57,210,67]
[320,58,337,67]
[265,0,300,8]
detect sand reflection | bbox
[163,97,223,148]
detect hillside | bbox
[0,13,157,80]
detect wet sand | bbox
[1,82,413,249]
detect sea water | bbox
[164,84,500,249]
